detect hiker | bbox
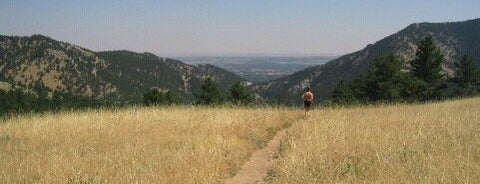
[302,87,314,115]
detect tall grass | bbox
[2,98,478,183]
[267,97,480,183]
[0,106,300,183]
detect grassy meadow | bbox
[1,97,479,183]
[267,97,480,183]
[0,106,300,183]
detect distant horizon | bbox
[0,32,346,57]
[1,17,477,58]
[2,1,479,57]
[168,52,343,58]
[2,32,347,58]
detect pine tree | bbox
[331,80,359,104]
[364,53,405,101]
[195,77,223,105]
[331,53,408,104]
[399,73,425,101]
[229,81,252,105]
[163,90,178,105]
[143,89,178,106]
[410,36,446,100]
[454,54,480,96]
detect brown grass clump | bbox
[0,106,300,183]
[267,98,480,183]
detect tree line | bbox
[2,35,479,116]
[143,79,253,106]
[0,78,252,117]
[331,36,480,105]
[0,90,110,116]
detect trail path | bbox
[225,128,290,184]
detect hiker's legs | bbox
[304,101,311,115]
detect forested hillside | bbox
[0,35,243,105]
[253,18,480,104]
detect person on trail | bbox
[302,87,314,115]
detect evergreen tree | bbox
[331,53,408,104]
[163,90,178,105]
[143,89,178,106]
[364,53,406,101]
[410,36,446,100]
[454,54,480,96]
[331,80,359,104]
[399,73,425,101]
[229,81,253,105]
[1,88,113,117]
[0,90,9,115]
[0,89,40,115]
[195,77,223,105]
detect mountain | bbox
[0,35,243,104]
[252,18,480,104]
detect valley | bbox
[178,56,336,83]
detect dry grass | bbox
[267,97,480,183]
[0,106,301,184]
[2,98,478,184]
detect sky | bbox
[1,0,479,57]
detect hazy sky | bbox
[1,0,479,56]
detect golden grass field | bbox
[267,97,480,183]
[0,106,300,183]
[1,97,479,183]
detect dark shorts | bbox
[304,100,312,108]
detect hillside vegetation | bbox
[0,107,300,183]
[267,97,480,183]
[254,18,480,103]
[0,35,243,104]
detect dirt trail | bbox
[225,128,289,184]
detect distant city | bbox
[177,56,337,83]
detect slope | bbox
[252,18,480,104]
[0,35,244,103]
